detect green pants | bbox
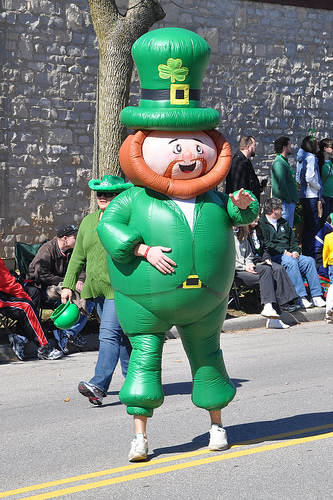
[118,289,236,417]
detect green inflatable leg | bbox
[177,297,236,411]
[119,333,165,417]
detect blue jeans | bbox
[62,300,95,338]
[89,298,131,394]
[272,254,322,298]
[282,202,296,228]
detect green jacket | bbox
[271,155,299,204]
[97,187,259,297]
[259,214,300,257]
[62,210,113,299]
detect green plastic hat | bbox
[120,27,220,131]
[88,175,133,192]
[50,302,80,330]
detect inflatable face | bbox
[142,131,217,181]
[119,129,232,199]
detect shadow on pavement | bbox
[162,378,250,397]
[151,411,333,458]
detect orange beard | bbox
[119,129,232,200]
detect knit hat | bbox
[88,175,133,193]
[56,223,78,238]
[120,27,220,131]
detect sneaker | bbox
[261,303,279,318]
[37,344,63,360]
[67,332,87,348]
[311,296,326,308]
[8,333,27,361]
[280,302,300,313]
[295,297,313,309]
[78,381,105,406]
[266,318,291,329]
[53,329,69,355]
[128,434,148,461]
[208,425,228,451]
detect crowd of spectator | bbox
[226,134,333,327]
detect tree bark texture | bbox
[88,0,165,180]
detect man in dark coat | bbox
[225,135,262,202]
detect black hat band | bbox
[141,88,200,105]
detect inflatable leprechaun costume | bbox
[97,27,259,459]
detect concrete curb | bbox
[166,306,326,338]
[0,306,326,363]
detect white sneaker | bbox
[295,297,313,309]
[312,296,326,308]
[128,434,148,461]
[266,318,290,329]
[261,303,279,318]
[208,425,228,451]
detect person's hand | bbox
[245,262,257,274]
[61,288,73,304]
[75,280,84,292]
[285,251,299,259]
[229,188,255,210]
[265,259,272,265]
[134,244,176,274]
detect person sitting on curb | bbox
[234,225,294,329]
[26,223,95,354]
[313,214,333,278]
[0,257,62,360]
[322,214,333,284]
[260,198,326,309]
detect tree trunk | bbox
[88,0,165,180]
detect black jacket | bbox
[225,149,261,202]
[247,228,271,262]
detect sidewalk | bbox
[0,306,326,364]
[166,305,326,338]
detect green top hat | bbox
[88,175,133,193]
[120,27,220,131]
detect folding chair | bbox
[0,312,16,337]
[14,241,48,278]
[13,240,56,325]
[228,275,260,310]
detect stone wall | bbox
[0,0,332,260]
[0,0,98,259]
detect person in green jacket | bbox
[97,28,259,462]
[271,136,299,228]
[61,175,133,406]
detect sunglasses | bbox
[96,192,116,198]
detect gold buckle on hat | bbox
[181,275,202,289]
[170,84,190,105]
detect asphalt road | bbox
[1,320,332,500]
